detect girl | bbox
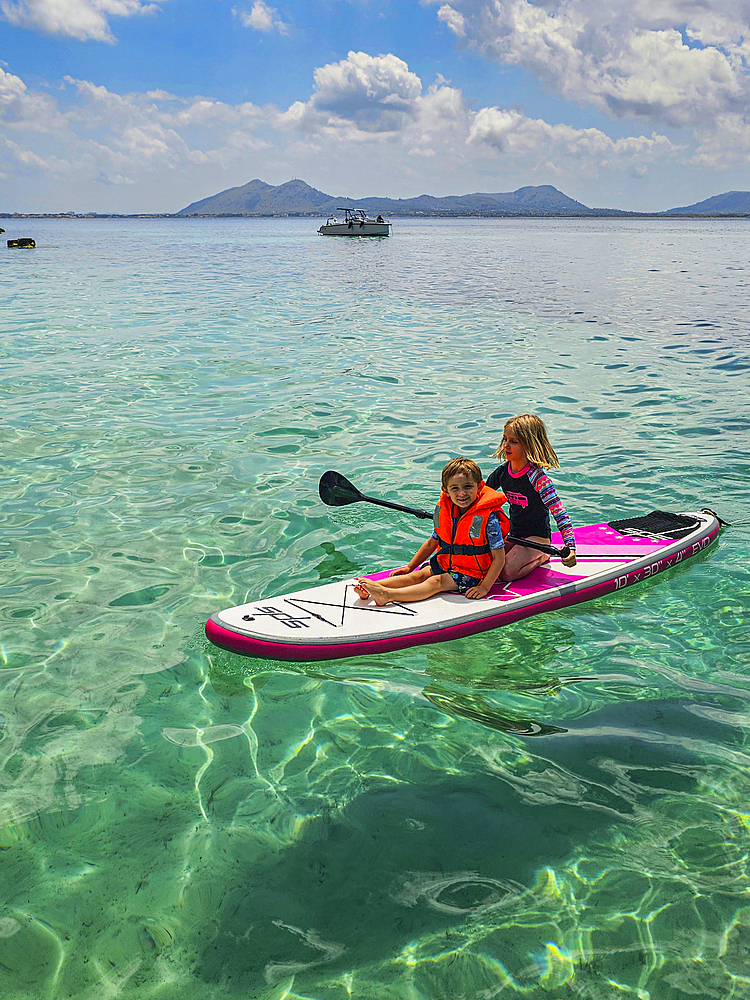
[486,414,577,581]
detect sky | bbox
[2,0,750,213]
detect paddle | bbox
[319,472,573,558]
[319,471,433,520]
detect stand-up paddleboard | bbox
[206,509,721,662]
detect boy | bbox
[355,458,508,605]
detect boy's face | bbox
[444,473,479,509]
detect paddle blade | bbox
[319,471,365,507]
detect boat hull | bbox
[318,222,390,236]
[206,510,720,662]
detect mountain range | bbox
[176,179,750,218]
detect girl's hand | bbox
[561,551,577,568]
[465,583,490,599]
[388,566,413,577]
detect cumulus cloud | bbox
[64,75,270,130]
[692,112,750,167]
[429,0,750,127]
[1,134,69,173]
[234,0,288,34]
[1,66,65,130]
[0,49,744,211]
[281,51,424,133]
[0,0,165,43]
[437,3,466,37]
[48,78,274,185]
[0,55,688,186]
[274,49,678,178]
[469,107,679,177]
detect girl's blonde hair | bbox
[492,414,560,469]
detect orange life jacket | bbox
[433,483,510,577]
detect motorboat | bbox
[318,207,391,237]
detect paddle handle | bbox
[363,494,433,520]
[507,535,571,559]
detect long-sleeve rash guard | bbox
[486,462,575,550]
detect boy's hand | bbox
[465,583,490,599]
[388,566,412,577]
[561,551,577,568]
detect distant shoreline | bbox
[2,212,749,220]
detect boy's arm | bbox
[465,546,505,599]
[388,536,439,576]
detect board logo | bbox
[243,606,312,628]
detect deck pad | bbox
[206,511,719,661]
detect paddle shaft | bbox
[361,512,572,556]
[361,493,433,520]
[507,534,571,559]
[319,473,571,547]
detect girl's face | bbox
[444,473,479,509]
[503,428,527,467]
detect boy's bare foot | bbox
[356,578,390,606]
[353,579,370,600]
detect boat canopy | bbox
[338,208,367,221]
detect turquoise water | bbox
[1,217,749,998]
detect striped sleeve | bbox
[528,468,576,550]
